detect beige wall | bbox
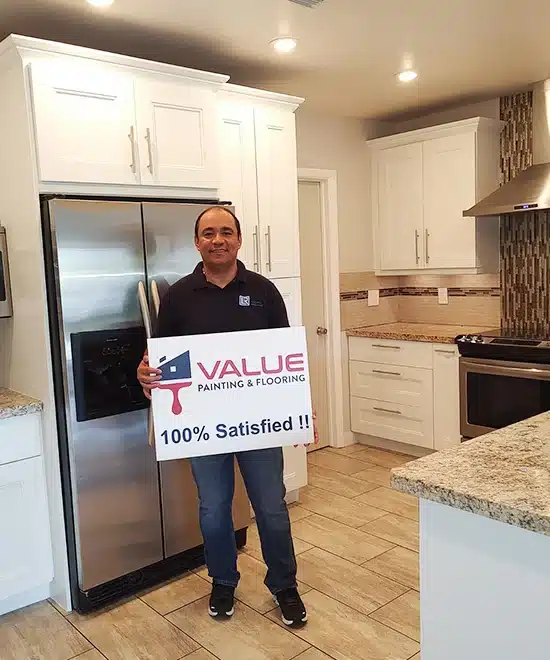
[295,107,386,273]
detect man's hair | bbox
[194,206,242,239]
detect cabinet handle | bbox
[253,226,259,271]
[415,230,420,264]
[372,369,401,376]
[128,126,137,174]
[265,225,272,271]
[372,344,401,350]
[425,229,430,264]
[145,128,154,175]
[434,349,455,355]
[373,406,402,416]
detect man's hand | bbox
[137,354,162,400]
[295,410,319,448]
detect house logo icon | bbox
[156,351,192,415]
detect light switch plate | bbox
[367,289,380,307]
[438,287,449,305]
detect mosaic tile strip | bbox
[500,91,533,186]
[501,211,550,338]
[340,287,500,302]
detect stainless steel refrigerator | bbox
[41,197,251,612]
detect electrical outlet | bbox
[438,287,449,305]
[367,289,380,307]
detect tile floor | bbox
[0,446,421,660]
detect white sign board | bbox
[147,326,314,461]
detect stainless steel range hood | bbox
[463,80,550,218]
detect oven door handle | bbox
[137,281,155,448]
[461,358,550,380]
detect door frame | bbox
[297,168,345,449]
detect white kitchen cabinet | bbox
[29,59,139,186]
[217,97,259,271]
[0,413,53,611]
[368,118,502,275]
[255,106,300,279]
[135,78,218,189]
[433,344,461,450]
[272,277,303,327]
[377,143,423,271]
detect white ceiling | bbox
[1,0,550,119]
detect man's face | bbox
[195,209,242,268]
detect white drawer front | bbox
[0,413,42,465]
[348,336,433,369]
[351,396,434,449]
[350,360,433,407]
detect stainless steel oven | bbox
[460,356,550,438]
[0,226,13,318]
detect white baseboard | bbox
[0,583,51,616]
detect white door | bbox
[217,98,260,271]
[29,60,139,185]
[422,132,477,269]
[135,79,218,189]
[297,180,330,451]
[255,107,300,279]
[377,143,424,270]
[433,345,461,450]
[0,458,53,600]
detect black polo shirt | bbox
[153,260,290,338]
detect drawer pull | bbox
[372,344,401,350]
[434,349,456,355]
[373,406,402,415]
[372,369,401,376]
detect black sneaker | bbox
[274,587,307,627]
[209,583,235,618]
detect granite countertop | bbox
[392,412,550,537]
[0,388,43,420]
[346,322,493,344]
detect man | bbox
[137,205,312,627]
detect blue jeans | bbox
[190,447,297,594]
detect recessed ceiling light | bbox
[397,70,418,83]
[271,37,297,54]
[87,0,114,6]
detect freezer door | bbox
[48,199,163,591]
[142,202,251,557]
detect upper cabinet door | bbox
[255,107,300,279]
[135,79,218,190]
[376,143,423,271]
[29,61,139,185]
[422,132,477,269]
[217,98,260,272]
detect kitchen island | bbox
[392,413,550,660]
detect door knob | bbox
[316,326,328,336]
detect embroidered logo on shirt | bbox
[239,295,251,307]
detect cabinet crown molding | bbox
[367,116,505,150]
[1,33,230,88]
[221,83,304,110]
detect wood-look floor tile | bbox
[353,465,392,487]
[307,464,378,499]
[296,548,408,615]
[307,451,373,475]
[293,649,334,660]
[354,447,414,469]
[370,590,420,642]
[68,598,198,660]
[325,444,368,456]
[196,552,310,614]
[291,514,395,564]
[75,652,106,660]
[361,515,419,552]
[288,505,313,523]
[167,597,309,660]
[139,571,212,615]
[356,487,419,521]
[364,547,420,590]
[186,649,220,660]
[243,523,313,563]
[410,654,421,659]
[299,486,386,527]
[266,590,419,660]
[0,601,91,660]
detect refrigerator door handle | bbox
[137,281,155,448]
[150,279,161,317]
